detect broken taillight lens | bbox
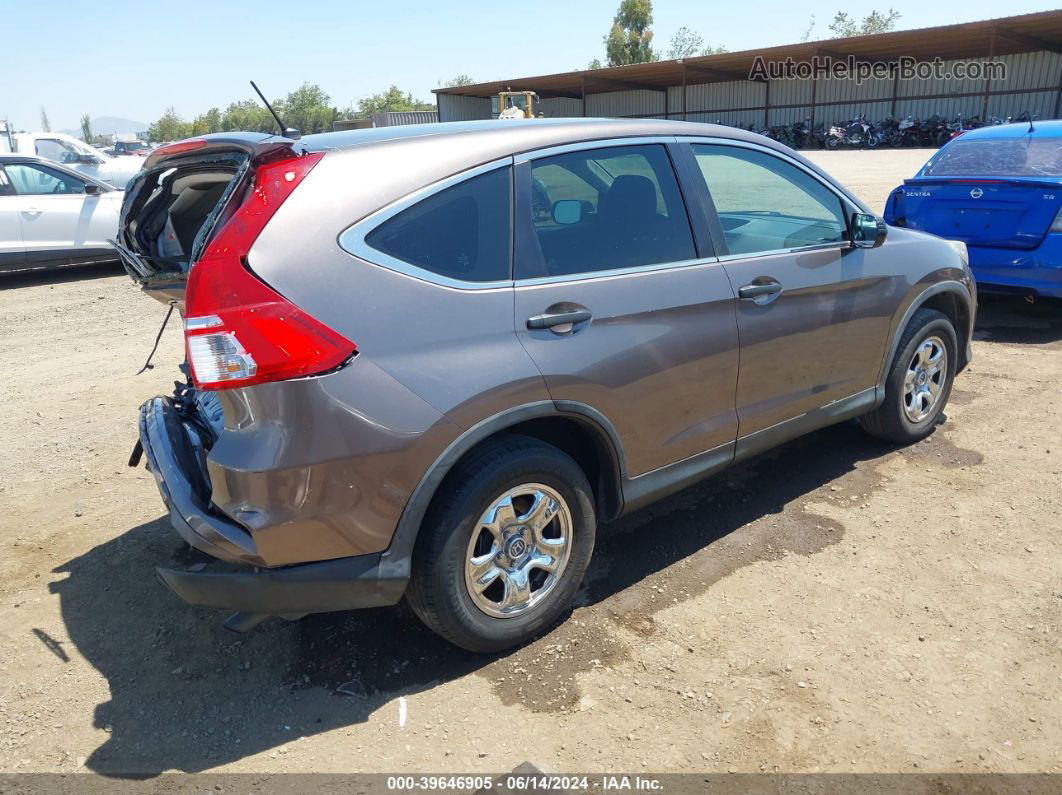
[183,151,356,390]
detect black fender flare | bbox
[377,400,626,582]
[875,279,974,402]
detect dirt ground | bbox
[0,148,1060,778]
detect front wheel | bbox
[406,435,596,652]
[859,308,957,445]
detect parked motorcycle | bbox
[826,114,882,148]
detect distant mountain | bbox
[58,116,149,137]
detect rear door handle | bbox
[737,280,783,300]
[526,307,592,330]
[23,207,43,217]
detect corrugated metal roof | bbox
[434,10,1062,99]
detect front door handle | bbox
[737,280,783,301]
[22,207,43,217]
[526,306,592,331]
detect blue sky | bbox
[4,0,1060,131]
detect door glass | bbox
[520,144,695,278]
[364,166,511,283]
[5,164,86,195]
[0,168,15,197]
[692,144,847,255]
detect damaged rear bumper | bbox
[136,395,407,618]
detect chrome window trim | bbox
[714,242,849,262]
[338,157,515,291]
[515,255,722,289]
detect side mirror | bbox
[78,154,99,164]
[851,212,887,248]
[84,183,102,195]
[552,199,582,225]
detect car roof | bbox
[300,117,774,154]
[955,119,1062,141]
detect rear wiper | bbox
[108,237,153,279]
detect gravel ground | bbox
[0,147,1059,778]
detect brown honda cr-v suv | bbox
[116,118,975,651]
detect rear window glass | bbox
[365,167,511,283]
[923,137,1062,177]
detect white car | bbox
[0,155,121,272]
[7,132,143,188]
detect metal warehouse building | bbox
[434,10,1062,128]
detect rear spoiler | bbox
[904,176,1062,189]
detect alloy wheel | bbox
[903,335,948,423]
[463,483,573,618]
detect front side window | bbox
[692,144,847,256]
[520,144,695,278]
[364,166,511,283]
[4,163,86,195]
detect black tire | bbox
[405,435,596,653]
[859,308,958,445]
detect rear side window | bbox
[691,144,847,255]
[365,167,511,283]
[519,144,695,278]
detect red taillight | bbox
[184,151,356,390]
[153,139,209,157]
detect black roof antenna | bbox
[250,80,301,140]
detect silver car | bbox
[118,119,975,651]
[0,154,121,272]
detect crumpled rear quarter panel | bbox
[207,358,458,567]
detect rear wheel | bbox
[859,308,957,444]
[406,436,596,652]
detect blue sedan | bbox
[884,121,1062,299]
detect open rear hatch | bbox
[888,177,1062,250]
[112,133,302,306]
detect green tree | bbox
[79,114,93,143]
[149,83,344,138]
[40,107,51,132]
[356,85,434,116]
[192,107,222,135]
[587,58,604,70]
[275,83,336,134]
[800,14,817,42]
[605,0,657,66]
[148,106,193,142]
[828,8,900,37]
[666,26,726,59]
[219,99,275,133]
[442,74,475,87]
